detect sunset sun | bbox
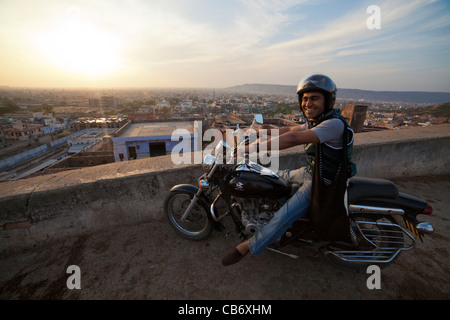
[34,19,122,77]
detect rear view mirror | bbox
[255,114,263,124]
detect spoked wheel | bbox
[164,190,213,240]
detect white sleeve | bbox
[310,118,344,148]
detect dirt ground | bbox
[0,175,449,300]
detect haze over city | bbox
[1,0,449,92]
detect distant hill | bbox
[224,84,450,104]
[404,102,450,118]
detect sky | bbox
[0,0,449,92]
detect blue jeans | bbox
[248,167,312,256]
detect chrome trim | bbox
[203,154,216,170]
[235,160,279,178]
[210,202,218,221]
[206,163,218,179]
[325,220,415,264]
[326,250,403,264]
[180,194,200,222]
[349,204,404,215]
[267,247,299,259]
[210,193,228,222]
[416,222,434,235]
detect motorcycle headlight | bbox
[203,154,216,170]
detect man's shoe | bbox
[221,247,248,266]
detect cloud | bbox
[112,0,310,80]
[215,0,450,85]
[1,0,448,89]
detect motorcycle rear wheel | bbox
[164,190,213,241]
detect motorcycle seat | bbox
[347,177,398,203]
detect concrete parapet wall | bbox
[352,128,450,178]
[0,124,449,252]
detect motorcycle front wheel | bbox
[164,190,213,241]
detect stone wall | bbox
[0,124,449,252]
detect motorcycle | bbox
[164,114,435,271]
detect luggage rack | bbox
[328,220,415,264]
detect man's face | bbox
[301,92,326,121]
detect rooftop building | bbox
[4,123,44,141]
[67,128,113,154]
[112,121,196,162]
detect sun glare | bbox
[34,19,122,77]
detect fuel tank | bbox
[228,171,291,199]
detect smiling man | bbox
[222,73,357,266]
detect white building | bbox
[179,100,193,112]
[112,121,195,161]
[67,129,110,154]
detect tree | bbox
[159,106,171,119]
[42,105,53,114]
[0,97,19,115]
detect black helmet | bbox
[297,74,337,112]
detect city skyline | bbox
[1,0,449,92]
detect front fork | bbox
[180,163,218,222]
[180,188,203,221]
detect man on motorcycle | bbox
[222,73,357,266]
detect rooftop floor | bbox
[1,174,448,300]
[118,121,194,138]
